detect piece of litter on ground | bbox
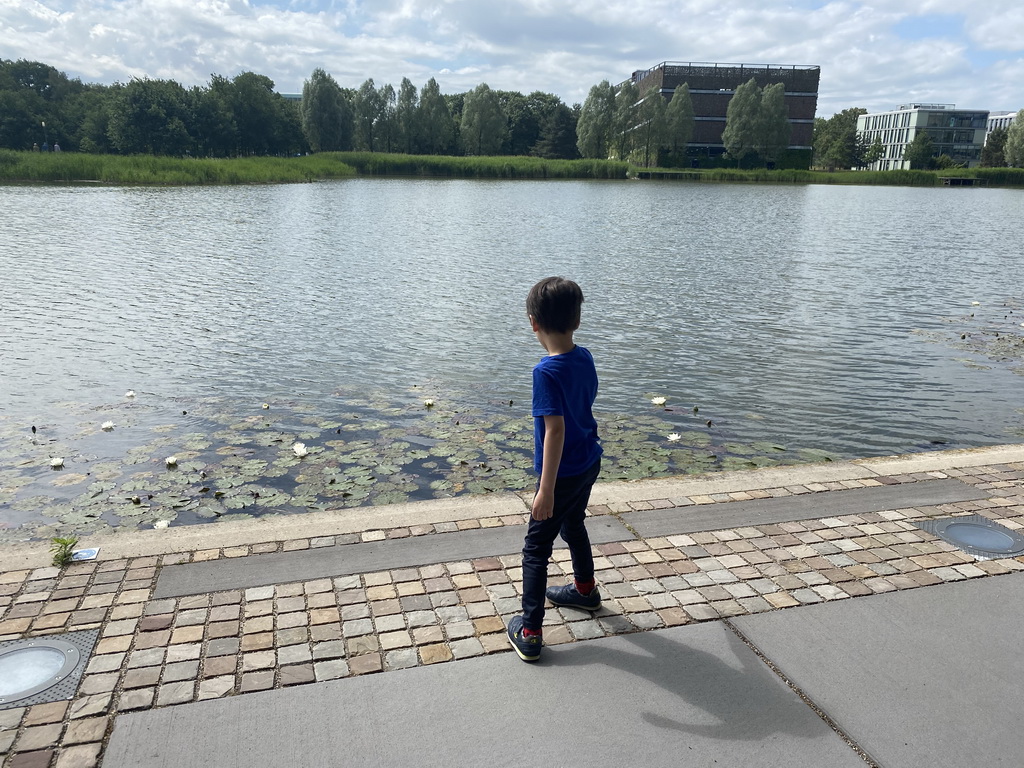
[71,548,99,561]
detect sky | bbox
[2,0,1023,118]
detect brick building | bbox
[630,61,820,167]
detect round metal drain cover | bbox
[944,522,1018,553]
[914,514,1024,560]
[0,639,80,705]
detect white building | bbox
[857,104,988,170]
[986,110,1019,140]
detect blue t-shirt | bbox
[532,345,602,477]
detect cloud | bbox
[1,0,1021,115]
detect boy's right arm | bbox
[532,414,565,521]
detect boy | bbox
[507,277,603,662]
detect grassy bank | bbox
[0,151,356,184]
[637,166,1024,187]
[331,151,629,179]
[2,149,1022,187]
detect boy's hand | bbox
[532,490,554,521]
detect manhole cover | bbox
[0,629,97,710]
[914,514,1024,560]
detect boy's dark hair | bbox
[527,277,584,334]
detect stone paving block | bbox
[166,643,201,663]
[68,695,110,721]
[349,653,383,675]
[207,638,240,657]
[14,723,63,751]
[7,750,54,768]
[118,688,155,712]
[162,660,199,683]
[419,643,453,665]
[242,651,276,672]
[343,618,374,636]
[373,614,406,633]
[54,741,102,768]
[79,673,120,696]
[122,667,160,689]
[239,672,275,693]
[567,620,605,640]
[203,656,237,678]
[198,677,235,700]
[280,664,315,686]
[380,630,413,650]
[22,702,66,727]
[276,627,308,647]
[278,645,312,665]
[347,635,380,655]
[314,660,350,681]
[449,638,485,659]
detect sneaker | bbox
[507,615,542,662]
[546,582,602,611]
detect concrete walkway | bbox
[0,444,1022,767]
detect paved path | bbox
[0,445,1022,767]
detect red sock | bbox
[523,627,542,638]
[575,579,595,596]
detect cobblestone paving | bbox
[1,463,1022,767]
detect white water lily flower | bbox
[262,403,270,409]
[293,442,308,457]
[125,390,136,398]
[667,433,681,442]
[50,457,64,468]
[101,421,115,431]
[423,399,434,408]
[651,396,667,406]
[165,456,177,467]
[153,520,170,529]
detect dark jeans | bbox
[521,457,601,631]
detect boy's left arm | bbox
[533,414,565,521]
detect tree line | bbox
[0,59,582,159]
[3,58,803,168]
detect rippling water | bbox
[1,179,1022,537]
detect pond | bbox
[1,179,1021,541]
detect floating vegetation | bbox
[917,297,1024,378]
[0,389,843,543]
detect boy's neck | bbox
[539,330,576,356]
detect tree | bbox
[107,77,192,155]
[664,83,695,157]
[496,90,535,155]
[722,78,761,166]
[575,80,615,159]
[981,127,1007,167]
[418,78,454,155]
[756,82,791,165]
[532,102,578,159]
[1005,111,1024,167]
[300,68,351,152]
[225,72,299,156]
[461,83,505,155]
[353,78,382,151]
[636,90,667,167]
[188,82,235,157]
[903,132,935,169]
[395,77,418,154]
[863,137,884,167]
[378,83,397,153]
[813,107,867,170]
[612,81,639,160]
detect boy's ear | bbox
[529,315,540,332]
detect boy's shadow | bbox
[545,623,823,741]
